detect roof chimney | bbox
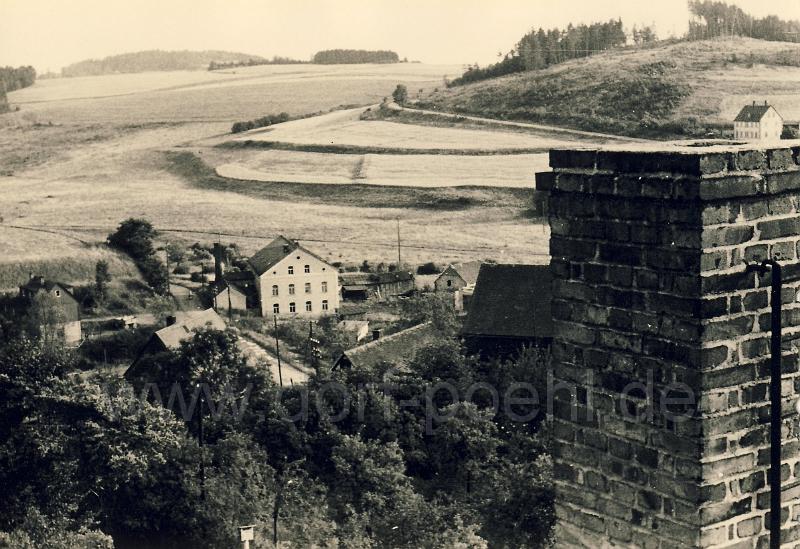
[213,243,225,282]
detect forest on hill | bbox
[449,0,800,87]
[61,50,267,76]
[312,49,400,64]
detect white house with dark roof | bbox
[733,101,783,141]
[248,236,339,317]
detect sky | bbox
[2,0,800,72]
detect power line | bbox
[3,223,551,256]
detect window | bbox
[273,304,280,314]
[305,301,312,312]
[288,266,294,275]
[321,281,328,293]
[272,285,279,296]
[322,300,329,311]
[289,284,295,295]
[304,265,310,273]
[305,282,311,293]
[446,280,452,287]
[289,302,296,313]
[55,290,61,297]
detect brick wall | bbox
[542,144,800,548]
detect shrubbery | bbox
[231,112,291,133]
[107,218,169,295]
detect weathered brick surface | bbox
[547,145,800,548]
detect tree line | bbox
[0,66,36,93]
[687,0,800,42]
[312,49,400,64]
[449,19,631,86]
[208,56,307,71]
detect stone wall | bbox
[541,144,800,547]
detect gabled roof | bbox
[334,322,438,370]
[20,276,74,297]
[154,309,226,350]
[248,235,335,276]
[437,261,482,286]
[213,271,257,298]
[734,103,780,123]
[461,264,552,340]
[248,236,298,276]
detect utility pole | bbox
[273,315,283,387]
[396,218,401,268]
[197,383,206,501]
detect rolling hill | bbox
[61,49,267,76]
[417,37,800,139]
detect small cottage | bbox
[434,261,482,292]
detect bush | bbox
[173,263,190,275]
[231,112,292,134]
[392,84,408,105]
[190,272,208,283]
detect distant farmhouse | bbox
[733,101,783,141]
[434,261,482,292]
[125,308,226,380]
[339,271,415,301]
[333,321,439,370]
[210,236,339,317]
[18,275,81,344]
[461,264,553,358]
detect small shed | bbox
[333,321,439,371]
[434,261,482,292]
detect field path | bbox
[403,106,653,142]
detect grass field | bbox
[0,62,558,280]
[419,37,800,137]
[215,149,549,188]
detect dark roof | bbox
[734,103,777,123]
[461,264,552,339]
[248,236,297,275]
[334,322,439,370]
[339,271,414,285]
[248,235,335,276]
[19,276,75,298]
[437,261,482,286]
[213,271,257,297]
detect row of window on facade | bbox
[272,300,329,314]
[284,265,321,275]
[271,281,328,296]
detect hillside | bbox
[418,37,800,139]
[62,50,266,76]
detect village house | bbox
[125,308,226,380]
[18,275,82,344]
[339,270,415,301]
[461,264,553,358]
[733,101,783,141]
[248,236,339,318]
[337,319,370,342]
[212,271,257,314]
[332,321,439,370]
[434,261,482,292]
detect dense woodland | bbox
[312,49,400,64]
[0,308,554,548]
[450,19,632,86]
[687,0,800,42]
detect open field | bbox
[7,63,461,125]
[229,107,589,151]
[0,62,561,280]
[215,150,549,187]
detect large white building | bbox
[248,236,339,318]
[733,101,783,141]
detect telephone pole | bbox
[396,218,401,267]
